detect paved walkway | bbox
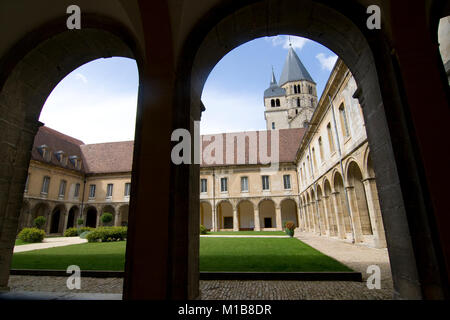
[14,237,87,253]
[201,235,288,238]
[7,232,394,299]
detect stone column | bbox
[311,201,319,234]
[115,211,121,227]
[254,205,261,231]
[233,207,239,231]
[363,178,387,248]
[323,196,336,236]
[331,192,346,239]
[317,199,327,236]
[275,206,282,230]
[346,186,363,243]
[96,211,101,228]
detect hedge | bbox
[17,228,46,243]
[86,226,127,242]
[64,227,94,237]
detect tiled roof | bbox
[200,128,306,167]
[32,126,305,173]
[279,47,314,86]
[31,126,85,172]
[80,141,134,174]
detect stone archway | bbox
[323,179,338,236]
[31,202,51,231]
[101,205,116,227]
[200,201,212,230]
[347,161,373,238]
[17,201,31,232]
[50,205,66,234]
[118,204,129,227]
[333,172,352,237]
[237,200,254,231]
[216,201,233,230]
[280,199,298,228]
[85,207,98,228]
[258,199,277,230]
[66,206,79,230]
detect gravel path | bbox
[7,232,394,300]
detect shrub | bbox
[33,216,46,229]
[86,226,127,243]
[18,228,46,243]
[101,212,113,225]
[77,227,94,236]
[64,228,79,237]
[79,231,92,239]
[77,218,84,226]
[200,225,208,235]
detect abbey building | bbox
[19,47,387,248]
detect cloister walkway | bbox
[14,237,87,253]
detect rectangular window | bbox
[272,122,275,130]
[262,175,270,190]
[41,176,50,194]
[200,179,207,193]
[58,180,67,197]
[318,137,324,162]
[241,176,249,192]
[89,184,96,198]
[124,182,131,196]
[220,177,228,192]
[106,184,113,198]
[74,183,80,198]
[283,175,291,190]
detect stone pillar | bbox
[115,211,121,227]
[233,207,239,231]
[62,210,69,234]
[296,203,302,230]
[96,211,101,228]
[331,192,346,239]
[275,206,282,230]
[317,199,327,236]
[254,205,260,231]
[311,201,319,234]
[363,178,387,248]
[323,196,336,236]
[346,186,363,243]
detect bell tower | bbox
[264,46,317,130]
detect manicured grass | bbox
[11,241,126,271]
[205,231,287,236]
[200,238,352,272]
[15,239,32,246]
[11,238,351,273]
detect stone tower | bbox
[264,46,317,130]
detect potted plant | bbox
[284,221,295,237]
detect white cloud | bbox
[267,35,310,51]
[200,88,266,135]
[74,73,88,84]
[315,53,338,71]
[40,87,137,144]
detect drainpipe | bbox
[329,95,355,243]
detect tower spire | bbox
[270,66,277,85]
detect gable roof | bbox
[200,128,306,167]
[80,141,134,174]
[279,47,315,86]
[31,126,85,172]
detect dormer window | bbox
[38,145,51,161]
[69,156,82,170]
[55,151,67,165]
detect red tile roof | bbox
[32,126,305,173]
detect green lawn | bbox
[11,238,351,272]
[200,238,351,272]
[15,239,32,246]
[205,231,287,236]
[12,241,126,271]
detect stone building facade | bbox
[18,127,131,234]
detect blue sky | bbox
[39,35,337,144]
